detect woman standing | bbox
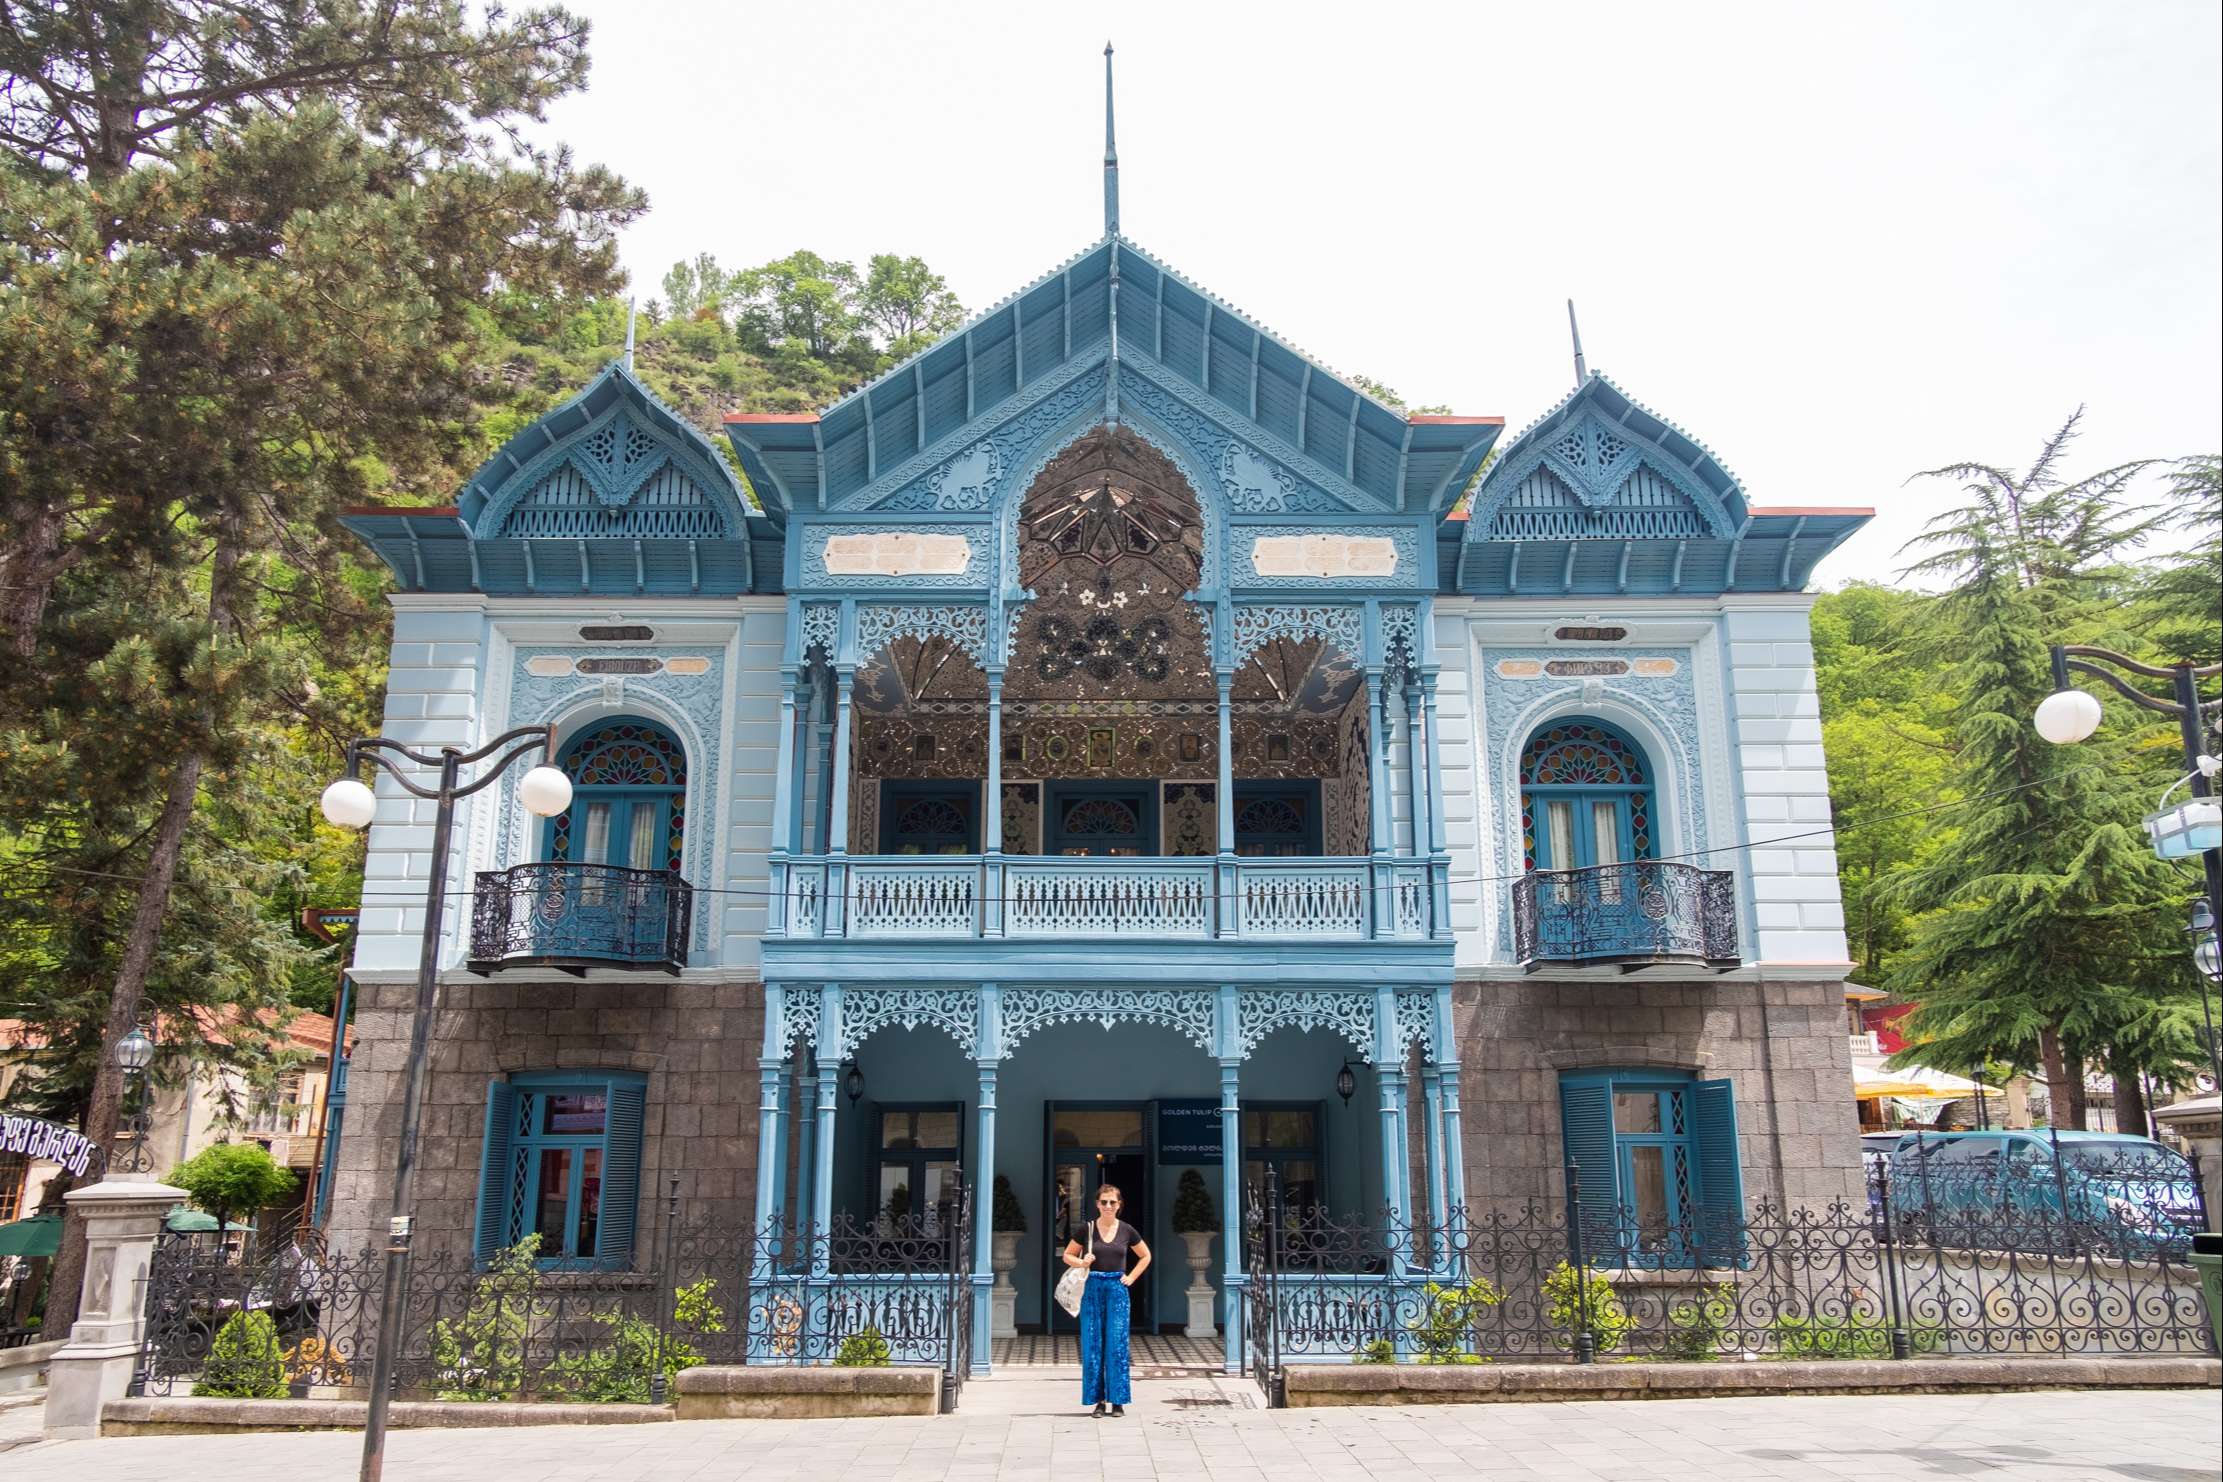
[1061,1182,1150,1417]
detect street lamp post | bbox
[319,727,573,1482]
[2036,644,2223,1094]
[112,1017,157,1175]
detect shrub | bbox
[196,1311,287,1398]
[1352,1337,1396,1364]
[543,1279,728,1403]
[431,1236,545,1401]
[1543,1261,1635,1355]
[1662,1285,1734,1361]
[1768,1312,1943,1358]
[1410,1278,1501,1364]
[1171,1169,1216,1235]
[991,1175,1027,1234]
[171,1142,297,1239]
[834,1326,892,1367]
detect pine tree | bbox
[1886,413,2208,1124]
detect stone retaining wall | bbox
[1282,1354,2222,1406]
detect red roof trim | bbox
[343,504,460,518]
[1405,415,1504,426]
[723,413,822,425]
[1748,506,1874,518]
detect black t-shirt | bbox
[1070,1218,1141,1275]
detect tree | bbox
[859,254,964,356]
[733,250,862,360]
[0,0,640,1330]
[1350,374,1452,416]
[1884,413,2206,1124]
[661,253,732,322]
[171,1141,298,1235]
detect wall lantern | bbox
[1334,1060,1356,1108]
[844,1063,865,1106]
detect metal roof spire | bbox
[1103,42,1120,238]
[624,297,638,372]
[1567,299,1587,387]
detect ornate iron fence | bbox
[1242,1149,2214,1406]
[134,1183,974,1412]
[467,862,691,975]
[1511,861,1739,968]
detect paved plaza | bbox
[3,1382,2219,1481]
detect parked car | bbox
[1885,1130,2205,1259]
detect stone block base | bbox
[671,1365,941,1419]
[1281,1355,2223,1407]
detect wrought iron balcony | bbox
[468,862,692,975]
[1511,862,1739,970]
[770,854,1443,943]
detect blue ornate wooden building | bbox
[331,57,1870,1372]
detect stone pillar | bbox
[1217,1055,1243,1374]
[1420,669,1452,937]
[983,670,1005,938]
[43,1177,186,1440]
[974,1054,1001,1368]
[790,1047,815,1233]
[1422,1065,1447,1269]
[811,986,842,1246]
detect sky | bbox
[535,0,2222,587]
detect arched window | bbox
[1518,719,1655,872]
[544,718,688,874]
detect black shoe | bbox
[1110,1405,1126,1418]
[1092,1402,1106,1417]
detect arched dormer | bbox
[1454,373,1869,596]
[340,360,774,595]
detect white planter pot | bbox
[1177,1229,1217,1335]
[990,1230,1022,1338]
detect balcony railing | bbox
[468,862,692,975]
[773,855,1442,943]
[1511,861,1739,970]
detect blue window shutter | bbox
[596,1077,648,1269]
[1557,1077,1618,1252]
[1690,1077,1745,1263]
[473,1081,521,1269]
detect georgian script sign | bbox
[0,1114,103,1178]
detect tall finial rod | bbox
[1103,42,1120,239]
[624,297,638,373]
[1567,298,1587,387]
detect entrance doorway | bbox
[1045,1103,1152,1333]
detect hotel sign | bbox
[1156,1100,1222,1164]
[0,1114,103,1178]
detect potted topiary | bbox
[990,1175,1026,1338]
[1171,1169,1218,1335]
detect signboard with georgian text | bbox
[0,1114,103,1178]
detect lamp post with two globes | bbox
[2034,644,2222,1093]
[318,727,574,1482]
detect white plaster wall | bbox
[354,602,490,974]
[1717,597,1849,966]
[352,596,789,977]
[1430,595,1849,974]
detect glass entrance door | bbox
[1045,1105,1151,1333]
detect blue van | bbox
[1885,1130,2205,1260]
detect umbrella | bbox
[164,1206,253,1234]
[0,1212,61,1259]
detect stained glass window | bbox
[546,719,687,872]
[1517,720,1655,871]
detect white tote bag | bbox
[1054,1223,1093,1317]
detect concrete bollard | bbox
[42,1177,187,1440]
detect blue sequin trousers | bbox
[1079,1271,1132,1405]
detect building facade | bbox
[328,124,1870,1370]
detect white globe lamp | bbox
[2032,687,2102,746]
[518,765,574,818]
[320,776,377,830]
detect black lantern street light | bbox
[1334,1060,1357,1109]
[844,1063,865,1107]
[2036,644,2222,1094]
[112,1016,157,1175]
[318,726,572,1482]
